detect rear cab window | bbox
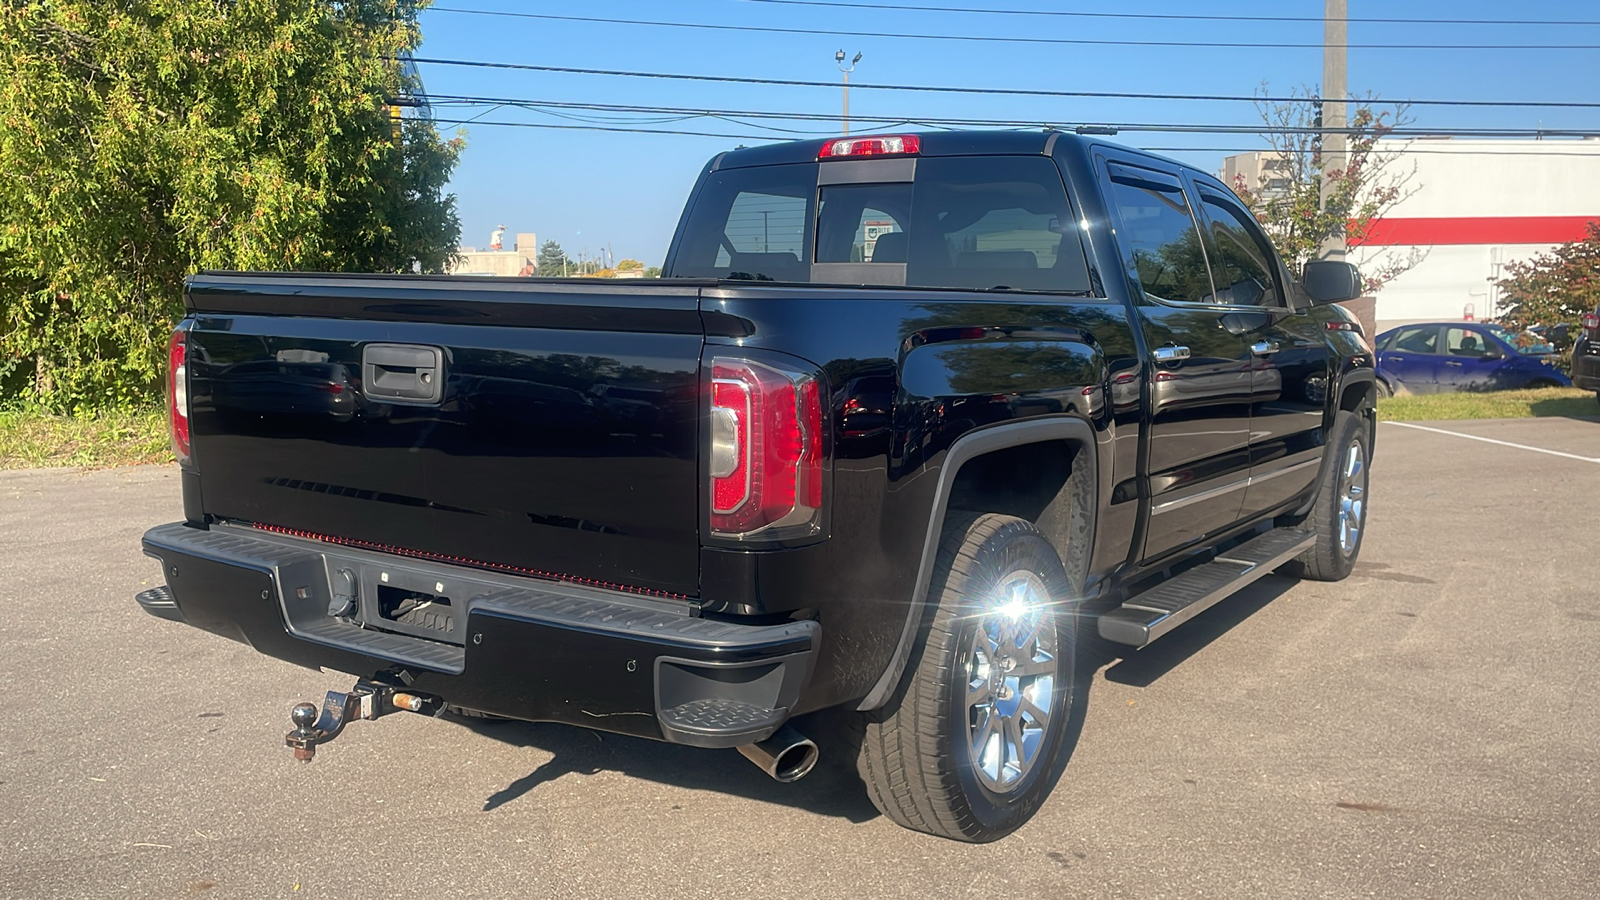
[1101,164,1215,304]
[671,155,1093,294]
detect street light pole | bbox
[835,50,862,135]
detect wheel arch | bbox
[1291,371,1376,520]
[856,417,1098,711]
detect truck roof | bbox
[712,129,1062,170]
[709,129,1192,176]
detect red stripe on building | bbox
[1352,216,1600,247]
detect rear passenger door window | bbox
[1389,326,1441,355]
[1103,166,1215,304]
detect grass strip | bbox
[0,408,171,470]
[1377,387,1598,422]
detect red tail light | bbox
[167,328,191,465]
[1584,312,1600,335]
[708,358,826,540]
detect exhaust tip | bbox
[738,724,819,782]
[770,740,819,783]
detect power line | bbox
[420,116,1600,157]
[1139,146,1600,157]
[425,94,1600,139]
[427,7,1600,51]
[724,0,1600,28]
[424,117,772,140]
[409,57,1600,110]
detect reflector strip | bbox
[249,522,694,601]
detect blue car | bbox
[1373,322,1572,396]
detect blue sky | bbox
[413,0,1600,266]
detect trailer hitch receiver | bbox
[285,678,439,762]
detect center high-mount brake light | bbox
[708,358,825,540]
[818,135,921,159]
[167,328,192,466]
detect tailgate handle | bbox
[362,344,444,404]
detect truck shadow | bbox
[461,576,1297,823]
[457,711,883,823]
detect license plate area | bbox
[347,561,465,645]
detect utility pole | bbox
[835,50,862,135]
[1321,0,1348,262]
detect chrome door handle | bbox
[1250,340,1281,356]
[1445,361,1464,367]
[1153,345,1191,362]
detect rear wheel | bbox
[1526,378,1562,390]
[856,513,1079,842]
[1294,411,1371,582]
[1375,380,1393,400]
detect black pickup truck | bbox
[138,131,1375,842]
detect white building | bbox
[1350,139,1600,327]
[1223,138,1600,328]
[449,231,538,277]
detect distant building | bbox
[449,232,537,277]
[1353,139,1600,326]
[1221,140,1600,327]
[1220,150,1292,200]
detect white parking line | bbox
[1384,421,1600,464]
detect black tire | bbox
[1375,380,1393,400]
[856,513,1079,842]
[1525,378,1561,390]
[1294,411,1371,582]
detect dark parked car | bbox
[1573,309,1600,404]
[1374,321,1572,395]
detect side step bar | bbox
[1098,529,1315,648]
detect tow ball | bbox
[285,678,440,762]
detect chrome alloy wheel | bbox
[1338,439,1367,557]
[964,571,1057,794]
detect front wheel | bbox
[1294,411,1372,582]
[856,513,1079,842]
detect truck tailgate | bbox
[183,273,707,598]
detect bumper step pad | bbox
[659,699,786,738]
[1098,528,1315,648]
[135,586,184,623]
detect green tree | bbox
[536,239,570,276]
[1230,87,1423,293]
[615,258,644,272]
[1496,222,1600,355]
[0,0,463,410]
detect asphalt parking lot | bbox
[3,417,1597,900]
